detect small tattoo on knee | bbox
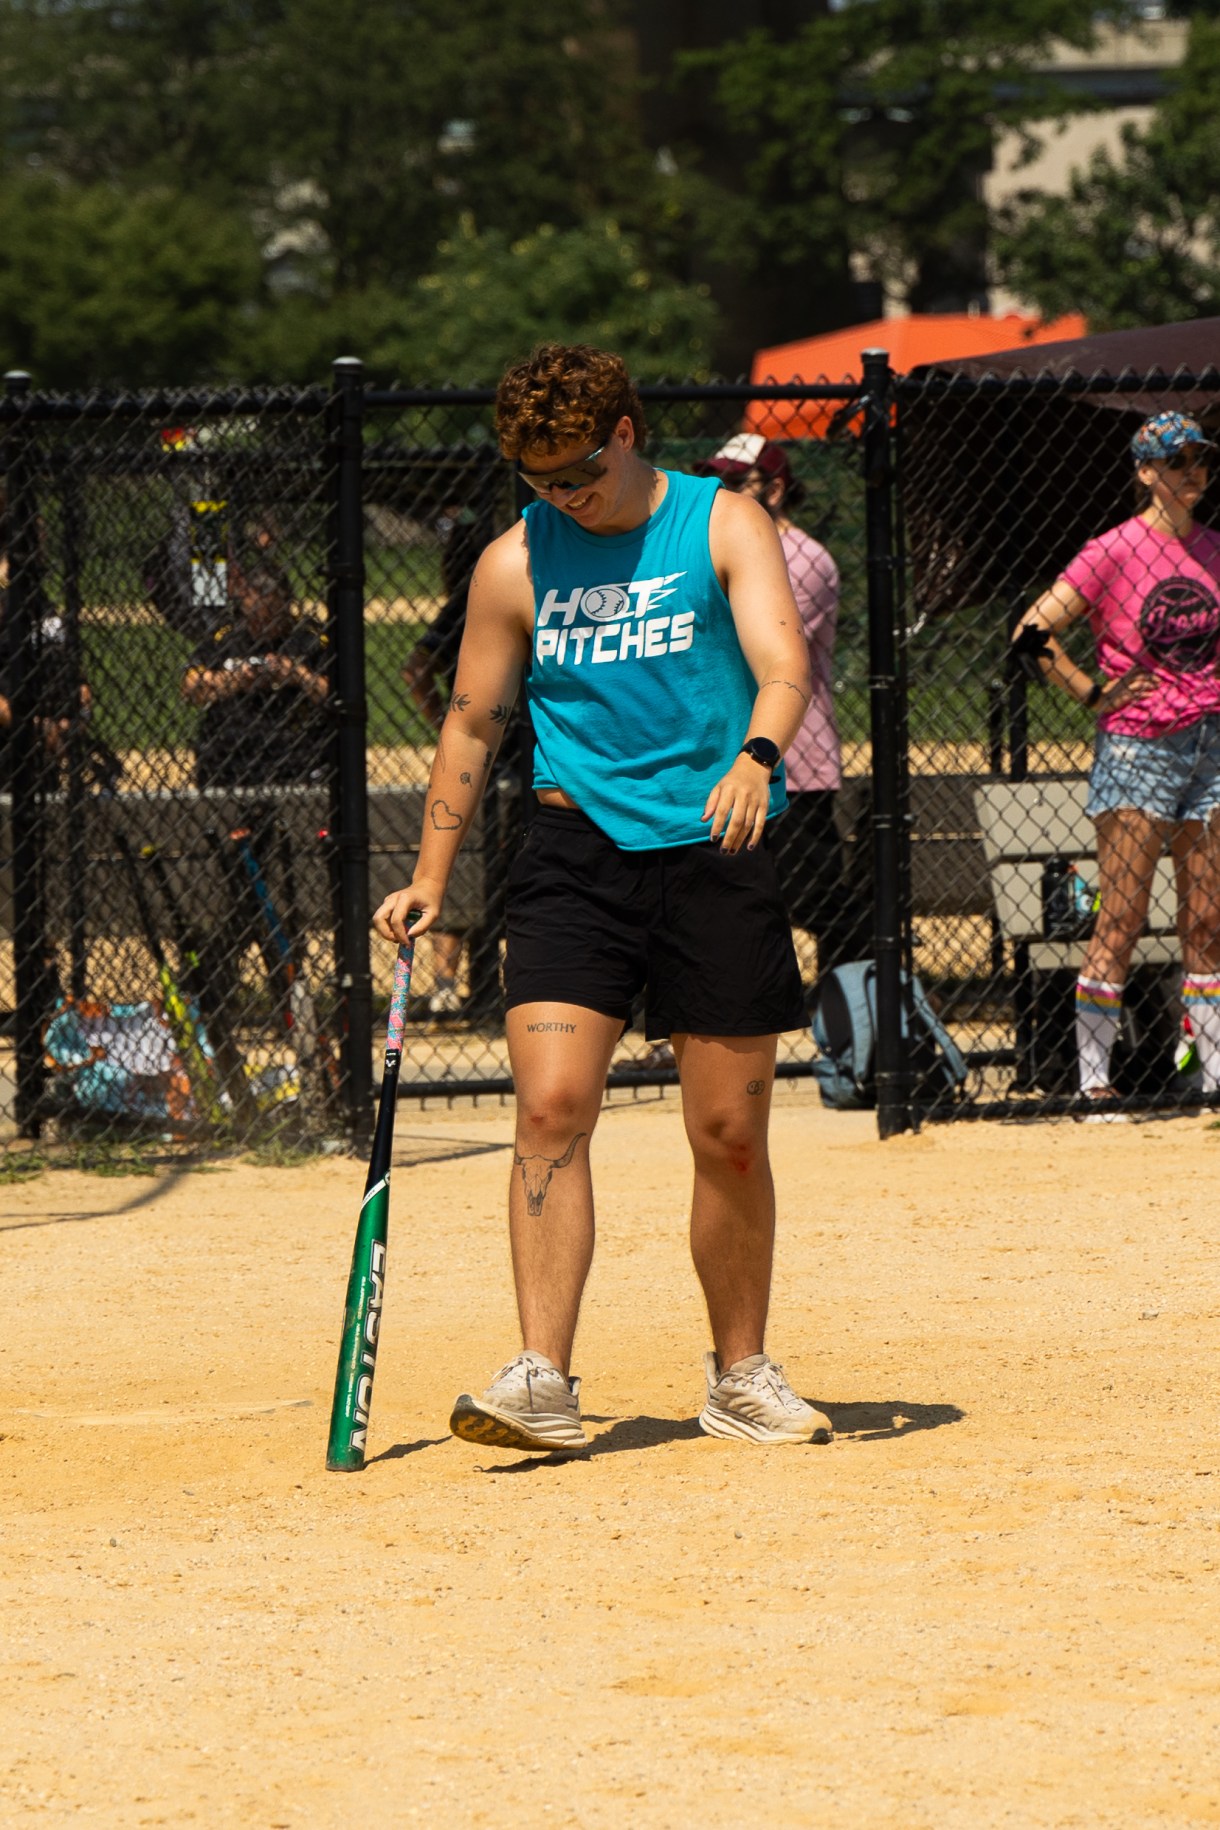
[746,1078,765,1095]
[513,1132,587,1215]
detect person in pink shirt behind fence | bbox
[1012,410,1220,1107]
[697,434,868,984]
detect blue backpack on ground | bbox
[810,960,969,1111]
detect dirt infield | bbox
[3,1086,1219,1828]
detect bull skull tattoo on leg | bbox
[514,1132,587,1216]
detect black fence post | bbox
[60,456,90,1002]
[861,350,909,1139]
[327,357,373,1149]
[4,370,48,1136]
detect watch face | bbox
[745,738,780,767]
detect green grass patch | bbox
[0,1151,49,1184]
[68,1141,159,1177]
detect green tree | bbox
[240,215,720,384]
[993,17,1220,327]
[0,0,282,205]
[0,1,704,384]
[681,1,1135,338]
[0,177,262,386]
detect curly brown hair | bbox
[495,344,647,461]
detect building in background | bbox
[985,16,1187,315]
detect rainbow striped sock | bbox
[1182,975,1220,1093]
[1075,977,1123,1093]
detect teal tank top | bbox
[522,469,787,851]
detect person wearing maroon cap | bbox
[696,435,867,983]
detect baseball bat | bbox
[141,843,260,1129]
[325,939,415,1472]
[115,831,224,1126]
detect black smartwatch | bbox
[740,736,782,777]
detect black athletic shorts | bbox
[503,804,805,1041]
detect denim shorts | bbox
[1087,714,1220,822]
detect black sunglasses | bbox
[517,439,610,497]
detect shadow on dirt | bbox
[375,1402,964,1473]
[474,1414,704,1473]
[0,1162,200,1230]
[365,1436,452,1463]
[394,1137,512,1169]
[821,1400,964,1440]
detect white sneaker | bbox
[449,1350,588,1453]
[1079,1090,1130,1125]
[699,1351,832,1445]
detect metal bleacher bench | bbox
[973,775,1182,966]
[0,782,490,942]
[835,774,993,919]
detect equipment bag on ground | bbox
[810,960,968,1111]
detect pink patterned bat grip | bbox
[385,939,415,1056]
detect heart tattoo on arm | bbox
[429,800,464,831]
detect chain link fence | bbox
[897,362,1220,1121]
[1,376,351,1153]
[0,368,869,1153]
[6,354,1212,1152]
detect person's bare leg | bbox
[432,931,463,981]
[505,1003,623,1374]
[1079,808,1166,1096]
[1173,816,1220,1091]
[1083,808,1167,985]
[674,1032,778,1367]
[1172,817,1220,976]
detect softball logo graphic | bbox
[581,584,632,622]
[1139,575,1220,672]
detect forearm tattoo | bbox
[513,1132,587,1216]
[760,678,812,705]
[429,799,464,831]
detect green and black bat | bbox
[115,831,224,1126]
[326,939,415,1472]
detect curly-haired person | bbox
[375,343,831,1451]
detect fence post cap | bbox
[332,356,363,371]
[4,369,32,390]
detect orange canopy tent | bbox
[745,312,1087,439]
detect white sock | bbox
[1075,977,1123,1093]
[1182,975,1220,1094]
